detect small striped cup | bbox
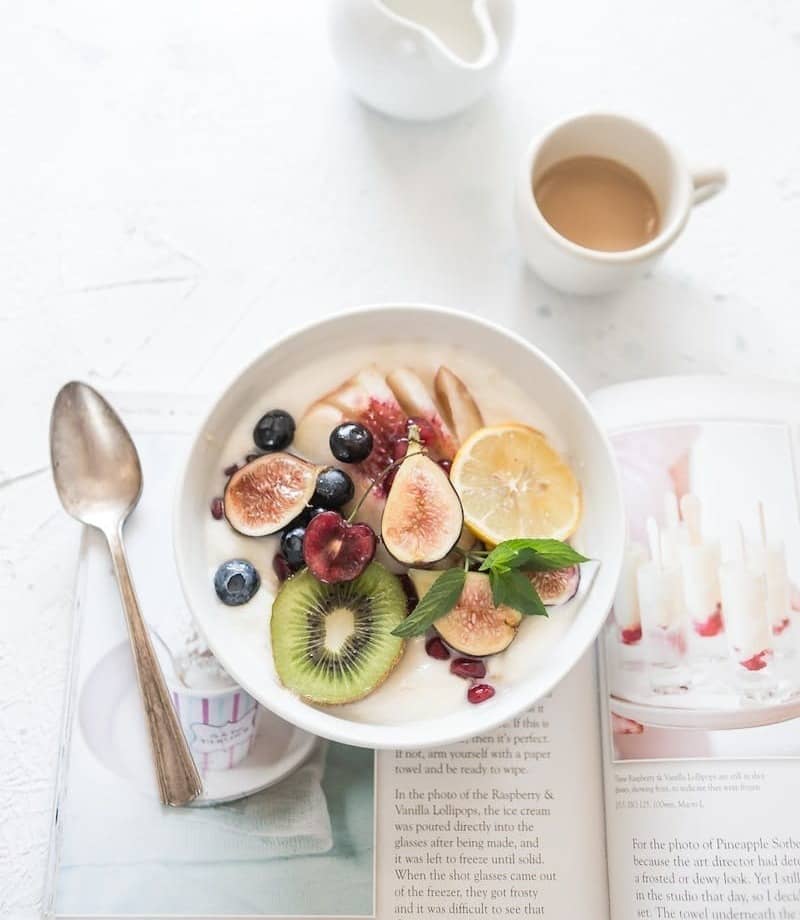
[171,683,259,772]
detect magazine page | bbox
[375,653,610,919]
[50,395,611,920]
[592,377,800,920]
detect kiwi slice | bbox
[271,562,407,704]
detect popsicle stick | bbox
[663,491,680,528]
[680,494,702,546]
[729,521,746,564]
[646,516,662,569]
[757,501,768,546]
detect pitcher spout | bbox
[377,0,500,70]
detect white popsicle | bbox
[678,494,722,637]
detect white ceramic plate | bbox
[174,304,626,749]
[609,693,800,731]
[80,642,317,806]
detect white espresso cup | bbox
[514,112,726,295]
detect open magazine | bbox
[46,377,800,919]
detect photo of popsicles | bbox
[605,419,800,762]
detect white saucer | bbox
[79,642,317,806]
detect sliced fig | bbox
[381,430,464,566]
[224,453,317,536]
[434,366,484,445]
[430,524,479,570]
[409,570,522,657]
[529,565,580,606]
[386,368,458,459]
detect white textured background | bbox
[2,1,800,915]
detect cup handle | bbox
[691,168,727,205]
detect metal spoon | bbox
[50,382,202,806]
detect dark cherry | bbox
[329,422,374,464]
[450,658,486,680]
[425,636,450,660]
[272,553,292,583]
[280,526,307,571]
[468,683,495,704]
[253,409,295,452]
[391,437,410,462]
[312,467,355,509]
[303,510,376,584]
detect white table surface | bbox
[2,1,800,915]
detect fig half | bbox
[529,565,580,606]
[409,570,522,657]
[381,430,464,566]
[224,452,317,536]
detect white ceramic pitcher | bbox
[328,0,515,121]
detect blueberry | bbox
[253,409,295,452]
[329,422,373,463]
[280,526,307,571]
[313,467,355,509]
[214,559,260,606]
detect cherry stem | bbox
[346,440,425,524]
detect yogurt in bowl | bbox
[174,305,625,749]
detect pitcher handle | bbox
[691,168,727,206]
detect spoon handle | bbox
[106,530,203,806]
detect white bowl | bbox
[174,304,625,749]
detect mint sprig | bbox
[391,567,466,638]
[479,538,589,574]
[489,569,548,618]
[392,538,588,638]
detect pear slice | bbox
[381,429,464,566]
[434,366,484,445]
[386,367,458,459]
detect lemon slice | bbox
[450,424,582,545]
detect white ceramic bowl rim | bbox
[520,110,693,265]
[173,303,626,749]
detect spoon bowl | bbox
[50,382,142,531]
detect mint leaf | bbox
[480,538,589,574]
[489,570,548,618]
[392,568,466,638]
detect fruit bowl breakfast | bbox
[174,305,625,749]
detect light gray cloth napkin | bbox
[62,740,332,867]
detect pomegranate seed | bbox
[438,459,452,475]
[468,683,495,704]
[223,462,239,477]
[450,657,486,680]
[408,416,437,445]
[425,636,450,660]
[272,553,292,583]
[210,497,224,520]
